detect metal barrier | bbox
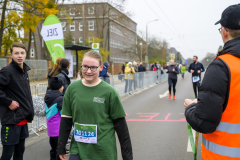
[0,58,7,70]
[1,70,168,140]
[100,70,168,96]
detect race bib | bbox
[192,76,200,83]
[74,123,97,144]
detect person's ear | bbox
[10,53,12,58]
[100,65,103,71]
[222,28,229,39]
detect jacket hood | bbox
[103,61,109,67]
[44,90,63,107]
[218,36,240,58]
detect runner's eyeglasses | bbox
[81,65,99,72]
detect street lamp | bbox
[139,42,143,62]
[146,19,158,63]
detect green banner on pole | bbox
[41,15,65,63]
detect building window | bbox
[88,7,94,14]
[79,21,83,31]
[72,37,75,44]
[31,33,34,42]
[61,22,66,31]
[70,21,75,31]
[89,37,94,44]
[89,21,94,31]
[30,48,34,58]
[60,9,65,15]
[79,37,83,44]
[69,8,75,15]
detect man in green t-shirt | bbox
[58,51,133,160]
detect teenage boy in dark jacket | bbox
[0,42,34,160]
[45,77,64,160]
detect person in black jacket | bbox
[46,57,63,91]
[45,77,64,160]
[184,4,240,134]
[138,62,146,88]
[166,59,179,100]
[188,56,205,98]
[0,42,34,160]
[56,58,71,94]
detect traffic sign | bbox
[92,43,99,53]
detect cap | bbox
[128,62,132,65]
[50,77,63,90]
[215,4,240,29]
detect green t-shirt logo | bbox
[93,97,105,104]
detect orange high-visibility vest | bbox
[202,54,240,159]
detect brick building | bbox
[25,2,137,75]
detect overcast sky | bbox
[126,0,239,60]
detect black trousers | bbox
[49,137,61,160]
[182,73,185,79]
[193,81,200,98]
[168,78,177,95]
[69,155,81,160]
[0,139,25,160]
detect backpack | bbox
[153,66,157,71]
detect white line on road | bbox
[187,128,196,152]
[159,90,169,98]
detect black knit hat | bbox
[50,77,63,90]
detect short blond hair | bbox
[227,28,240,38]
[83,51,102,65]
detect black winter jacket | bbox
[55,68,71,94]
[188,62,205,77]
[0,60,34,125]
[44,90,63,110]
[185,36,240,134]
[166,65,179,79]
[138,65,146,72]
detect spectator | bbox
[138,62,146,88]
[99,61,110,84]
[56,59,71,94]
[124,62,135,93]
[46,57,63,91]
[44,77,64,160]
[133,61,138,90]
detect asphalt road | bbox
[3,72,202,160]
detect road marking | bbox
[159,90,169,98]
[126,113,186,122]
[187,128,196,152]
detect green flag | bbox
[41,15,65,63]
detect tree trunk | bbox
[26,29,32,59]
[33,32,38,59]
[4,49,8,57]
[0,0,8,57]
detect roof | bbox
[168,47,179,54]
[65,45,91,51]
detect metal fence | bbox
[1,70,168,140]
[0,58,7,70]
[100,70,168,96]
[25,60,48,81]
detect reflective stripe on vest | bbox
[202,54,240,159]
[203,136,240,158]
[216,122,240,134]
